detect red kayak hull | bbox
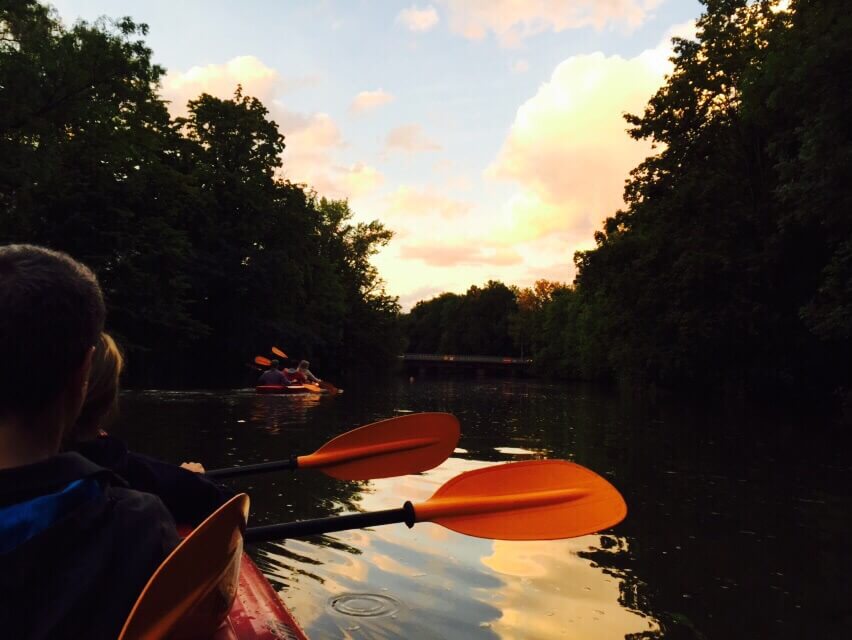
[214,553,308,640]
[255,385,309,395]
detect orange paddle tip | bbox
[301,413,460,481]
[415,460,627,541]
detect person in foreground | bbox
[68,332,234,526]
[0,244,178,639]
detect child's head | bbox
[71,333,124,441]
[0,245,104,444]
[298,360,310,371]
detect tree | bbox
[0,3,404,385]
[312,198,402,371]
[570,0,833,390]
[0,3,201,380]
[404,281,519,357]
[509,280,569,359]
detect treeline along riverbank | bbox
[405,0,852,411]
[0,2,403,386]
[2,1,850,408]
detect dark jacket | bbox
[72,435,235,527]
[0,453,179,640]
[257,368,288,385]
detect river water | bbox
[115,378,850,639]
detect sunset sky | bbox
[51,0,701,309]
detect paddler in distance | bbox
[257,358,292,386]
[288,359,321,384]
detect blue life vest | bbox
[0,477,101,553]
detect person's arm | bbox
[124,451,236,527]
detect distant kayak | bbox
[255,385,310,395]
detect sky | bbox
[50,0,702,309]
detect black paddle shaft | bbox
[244,502,416,543]
[205,456,299,480]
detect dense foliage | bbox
[405,281,520,357]
[0,1,402,385]
[565,0,851,394]
[405,0,851,398]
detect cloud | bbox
[275,110,387,199]
[397,5,440,32]
[341,163,385,195]
[400,244,523,267]
[438,0,663,46]
[486,28,684,245]
[162,55,280,116]
[524,260,575,285]
[398,285,445,311]
[162,55,382,200]
[350,89,396,113]
[275,112,345,185]
[385,124,442,153]
[511,59,530,74]
[384,186,471,219]
[288,157,384,200]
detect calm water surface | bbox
[115,379,850,639]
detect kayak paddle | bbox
[119,493,250,640]
[254,355,272,367]
[271,346,288,359]
[206,412,460,481]
[245,459,627,543]
[120,461,627,637]
[317,380,339,394]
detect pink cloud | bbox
[438,0,663,47]
[397,5,440,32]
[350,89,395,113]
[385,124,442,153]
[401,244,522,267]
[385,186,471,219]
[486,40,675,245]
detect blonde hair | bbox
[72,332,124,440]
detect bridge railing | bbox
[400,353,533,365]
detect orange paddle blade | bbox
[119,494,250,640]
[301,383,324,394]
[254,356,272,367]
[297,412,460,480]
[412,460,626,540]
[318,380,339,395]
[271,346,288,358]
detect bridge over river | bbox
[399,353,533,377]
